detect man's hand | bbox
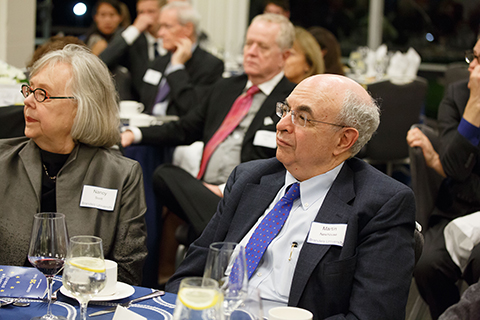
[121,130,135,148]
[464,65,480,127]
[171,38,193,65]
[407,127,446,177]
[202,182,223,198]
[133,14,155,33]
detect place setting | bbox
[0,212,174,320]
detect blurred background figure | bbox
[100,0,166,101]
[263,0,290,19]
[308,26,345,75]
[82,0,125,56]
[284,26,324,84]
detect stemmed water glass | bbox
[173,277,224,320]
[203,242,248,318]
[28,212,69,320]
[62,236,106,320]
[230,288,263,320]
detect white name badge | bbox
[253,130,276,149]
[263,116,274,126]
[307,222,348,247]
[80,185,118,211]
[143,69,162,85]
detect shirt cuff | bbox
[121,126,143,144]
[218,183,226,195]
[165,63,185,75]
[458,117,480,146]
[122,26,141,46]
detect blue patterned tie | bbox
[244,183,300,278]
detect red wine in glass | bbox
[28,212,68,320]
[29,257,65,276]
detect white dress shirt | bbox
[238,163,344,313]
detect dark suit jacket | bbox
[140,74,296,162]
[100,32,151,100]
[435,79,480,218]
[166,157,416,320]
[139,46,224,116]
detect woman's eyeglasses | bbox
[21,84,75,103]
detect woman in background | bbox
[308,26,345,76]
[284,26,325,84]
[83,0,125,55]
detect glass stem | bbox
[46,276,54,316]
[80,301,88,320]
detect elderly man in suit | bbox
[139,1,224,116]
[122,13,295,243]
[166,74,416,319]
[100,0,165,100]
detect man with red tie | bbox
[166,74,416,319]
[121,13,296,244]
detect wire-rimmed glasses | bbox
[276,102,345,128]
[465,50,480,64]
[20,84,75,103]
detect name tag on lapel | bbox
[80,185,118,211]
[253,130,276,149]
[143,69,162,85]
[307,222,347,246]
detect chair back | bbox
[365,77,428,161]
[408,124,444,231]
[443,62,469,90]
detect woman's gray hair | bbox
[251,13,295,50]
[335,90,380,156]
[29,44,120,148]
[162,1,201,38]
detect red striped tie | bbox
[196,85,260,179]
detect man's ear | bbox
[333,127,359,156]
[282,48,291,61]
[184,22,195,39]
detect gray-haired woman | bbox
[0,44,147,285]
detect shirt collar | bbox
[245,71,284,96]
[285,162,344,210]
[144,32,167,56]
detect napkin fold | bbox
[113,306,147,320]
[386,47,421,84]
[444,211,480,272]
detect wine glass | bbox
[173,277,224,320]
[230,288,263,320]
[28,212,69,320]
[62,236,106,320]
[203,242,248,318]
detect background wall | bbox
[0,0,36,68]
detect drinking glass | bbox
[203,242,248,318]
[172,277,224,320]
[230,289,263,320]
[62,236,106,320]
[28,212,68,320]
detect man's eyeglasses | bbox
[465,50,480,64]
[20,84,75,103]
[276,102,345,128]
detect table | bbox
[0,280,177,320]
